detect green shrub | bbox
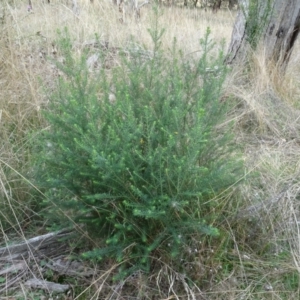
[35,25,242,276]
[244,0,272,49]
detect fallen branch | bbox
[0,228,97,295]
[0,228,74,260]
[45,258,96,277]
[0,269,27,294]
[24,278,70,294]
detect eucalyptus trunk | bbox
[226,0,300,72]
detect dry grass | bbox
[1,0,300,299]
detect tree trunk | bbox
[212,0,222,12]
[225,0,249,63]
[225,0,300,72]
[228,0,237,9]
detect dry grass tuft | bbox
[226,42,300,137]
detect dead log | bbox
[45,257,96,277]
[0,228,96,295]
[0,261,27,275]
[24,278,70,294]
[0,262,27,295]
[0,228,74,260]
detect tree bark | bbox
[212,0,222,12]
[226,0,300,72]
[225,0,248,64]
[264,0,300,67]
[228,0,238,9]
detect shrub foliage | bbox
[36,25,241,275]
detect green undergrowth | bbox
[33,13,243,279]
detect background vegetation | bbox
[1,0,300,299]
